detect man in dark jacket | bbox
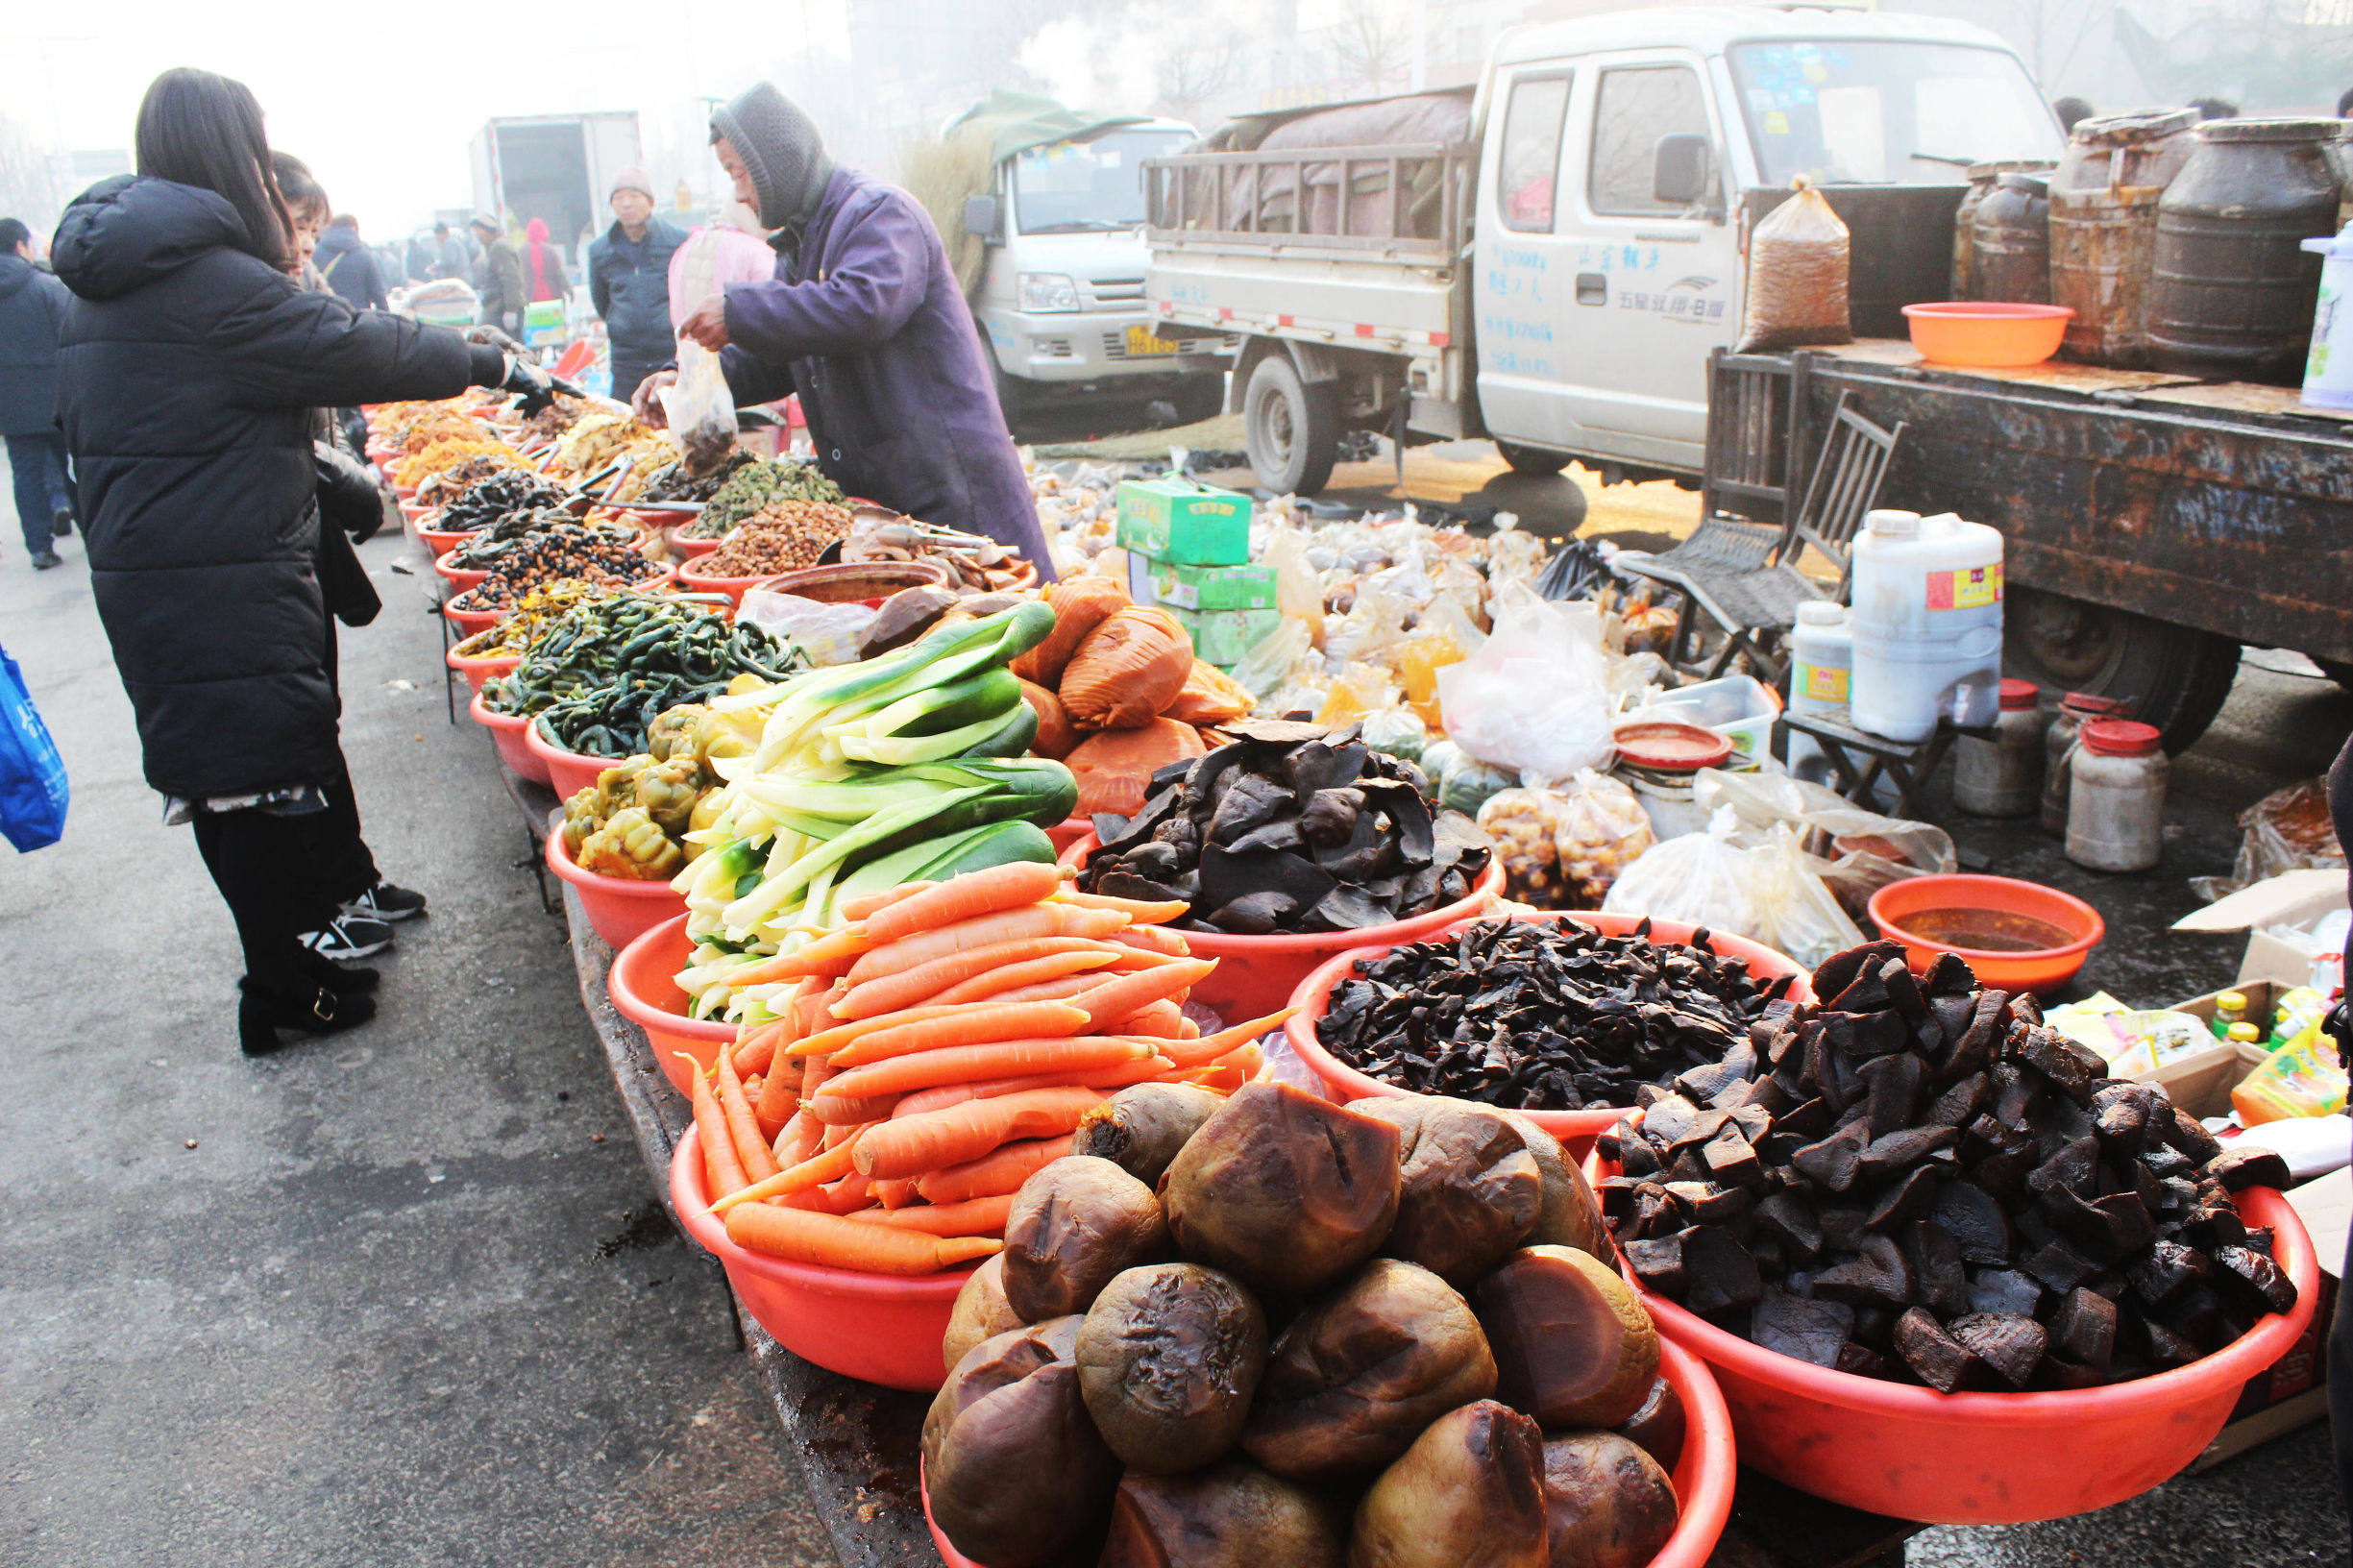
[586,165,686,403]
[313,214,388,310]
[429,220,470,282]
[644,84,1051,572]
[472,212,524,335]
[0,218,74,569]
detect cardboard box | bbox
[1168,605,1282,666]
[2169,869,2347,990]
[2136,978,2293,1118]
[1115,478,1252,565]
[1144,560,1279,612]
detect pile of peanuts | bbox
[698,500,852,578]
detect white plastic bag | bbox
[659,339,739,474]
[735,590,876,668]
[1689,768,1954,919]
[1435,582,1613,781]
[1747,823,1868,969]
[1603,806,1760,937]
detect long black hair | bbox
[271,152,329,228]
[134,67,293,270]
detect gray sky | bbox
[5,3,848,233]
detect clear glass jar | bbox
[2066,719,2168,872]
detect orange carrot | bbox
[864,862,1065,945]
[921,948,1122,1007]
[708,1130,864,1213]
[871,1177,920,1210]
[723,1202,999,1274]
[846,905,1130,986]
[718,1045,782,1183]
[915,1134,1074,1204]
[1052,889,1193,923]
[1185,1062,1249,1093]
[801,1051,837,1100]
[970,973,1115,1006]
[731,1018,786,1076]
[806,1090,901,1126]
[1161,1008,1299,1068]
[954,1056,1177,1104]
[755,1050,803,1140]
[1103,946,1198,972]
[685,1057,749,1199]
[721,926,874,988]
[839,881,937,921]
[1120,998,1185,1039]
[782,1171,876,1215]
[831,936,1116,1020]
[821,1119,854,1149]
[848,1193,1015,1236]
[820,1037,1155,1104]
[1178,1017,1200,1040]
[1215,1042,1264,1077]
[854,1086,1106,1180]
[781,1110,824,1165]
[792,995,1074,1062]
[828,1001,1091,1068]
[1108,924,1191,957]
[1067,959,1216,1032]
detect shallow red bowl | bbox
[1868,873,2103,995]
[467,688,549,783]
[1901,302,2072,368]
[608,914,740,1094]
[546,828,687,950]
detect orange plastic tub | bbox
[443,593,510,639]
[444,642,521,698]
[546,829,687,950]
[467,689,550,784]
[524,716,619,802]
[414,521,471,558]
[1901,302,2073,368]
[609,915,739,1094]
[921,1331,1737,1567]
[1044,817,1091,856]
[433,552,491,593]
[675,560,774,609]
[1869,873,2103,994]
[1285,910,1814,1156]
[672,1122,974,1391]
[1058,831,1506,1023]
[667,530,723,562]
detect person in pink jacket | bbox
[667,201,773,329]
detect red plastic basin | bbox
[433,552,491,592]
[1868,873,2103,995]
[546,828,687,950]
[676,560,781,609]
[444,594,511,639]
[1285,910,1814,1156]
[609,913,740,1095]
[414,517,472,558]
[1902,302,2072,368]
[672,1121,973,1390]
[525,715,624,802]
[1059,831,1507,1024]
[1044,817,1090,856]
[1587,1135,2318,1523]
[668,531,723,561]
[921,1331,1736,1567]
[468,689,550,784]
[445,642,521,698]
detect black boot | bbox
[297,946,380,993]
[238,979,376,1055]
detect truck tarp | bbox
[942,89,1148,167]
[915,91,1149,297]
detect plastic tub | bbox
[443,595,511,638]
[1589,1137,2318,1522]
[1901,302,2074,367]
[920,1331,1737,1568]
[672,1120,974,1391]
[609,914,739,1094]
[1044,817,1091,856]
[445,642,521,697]
[546,828,687,950]
[676,561,781,610]
[1058,832,1507,1023]
[467,689,550,783]
[754,560,955,603]
[433,552,491,592]
[1868,872,2103,994]
[1629,675,1782,766]
[1285,909,1814,1155]
[526,716,625,801]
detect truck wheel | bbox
[1244,355,1338,496]
[1173,374,1226,427]
[2004,587,2242,754]
[993,360,1027,436]
[2318,659,2353,693]
[1495,440,1572,477]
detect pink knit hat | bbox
[610,165,655,201]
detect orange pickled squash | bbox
[1161,659,1257,726]
[1060,606,1193,729]
[1018,678,1078,760]
[1010,576,1131,688]
[1067,718,1208,818]
[1394,628,1467,709]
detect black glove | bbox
[314,438,385,543]
[501,353,558,417]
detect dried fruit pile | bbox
[453,526,665,610]
[1318,918,1796,1113]
[1599,939,2299,1392]
[1078,719,1494,936]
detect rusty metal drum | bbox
[2049,109,2198,367]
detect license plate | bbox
[1126,325,1181,357]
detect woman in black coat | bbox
[52,68,548,1053]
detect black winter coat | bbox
[0,253,69,435]
[587,216,687,371]
[313,227,389,311]
[52,176,495,799]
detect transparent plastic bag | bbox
[1435,583,1614,781]
[1360,706,1430,763]
[1603,806,1761,937]
[659,339,739,474]
[1479,769,1654,910]
[1230,620,1319,718]
[1746,822,1868,970]
[1315,662,1402,728]
[2189,777,2344,901]
[1262,521,1328,649]
[735,590,876,668]
[1738,178,1853,353]
[1691,767,1955,919]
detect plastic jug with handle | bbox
[1850,509,2005,743]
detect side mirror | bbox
[1653,134,1716,208]
[963,195,1002,241]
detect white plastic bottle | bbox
[1850,509,2006,744]
[1784,601,1853,786]
[2302,223,2353,410]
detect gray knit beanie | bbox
[711,83,835,237]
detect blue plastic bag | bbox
[0,643,67,852]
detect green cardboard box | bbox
[1125,553,1277,612]
[1115,477,1252,565]
[1170,605,1283,666]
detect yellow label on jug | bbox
[1800,663,1851,702]
[1926,564,2003,610]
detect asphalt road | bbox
[2,473,2346,1567]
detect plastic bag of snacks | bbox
[1737,178,1852,353]
[1478,771,1654,911]
[2190,777,2344,902]
[1421,740,1519,818]
[1314,662,1402,728]
[1602,805,1759,935]
[1360,705,1429,763]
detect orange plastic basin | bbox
[524,716,619,802]
[1058,831,1507,1024]
[467,689,550,783]
[1901,302,2072,368]
[1285,910,1814,1157]
[922,1330,1737,1567]
[433,552,491,592]
[672,1122,974,1391]
[675,560,773,609]
[444,642,521,698]
[667,530,723,561]
[1869,873,2103,994]
[443,595,510,638]
[609,914,739,1094]
[1586,1135,2317,1522]
[546,830,687,954]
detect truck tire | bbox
[1172,373,1225,427]
[1244,355,1338,496]
[1495,440,1573,477]
[2003,586,2242,754]
[992,358,1027,436]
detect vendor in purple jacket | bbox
[634,83,1054,576]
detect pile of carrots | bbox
[681,860,1286,1276]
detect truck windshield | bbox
[1728,41,2062,185]
[1015,129,1193,234]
